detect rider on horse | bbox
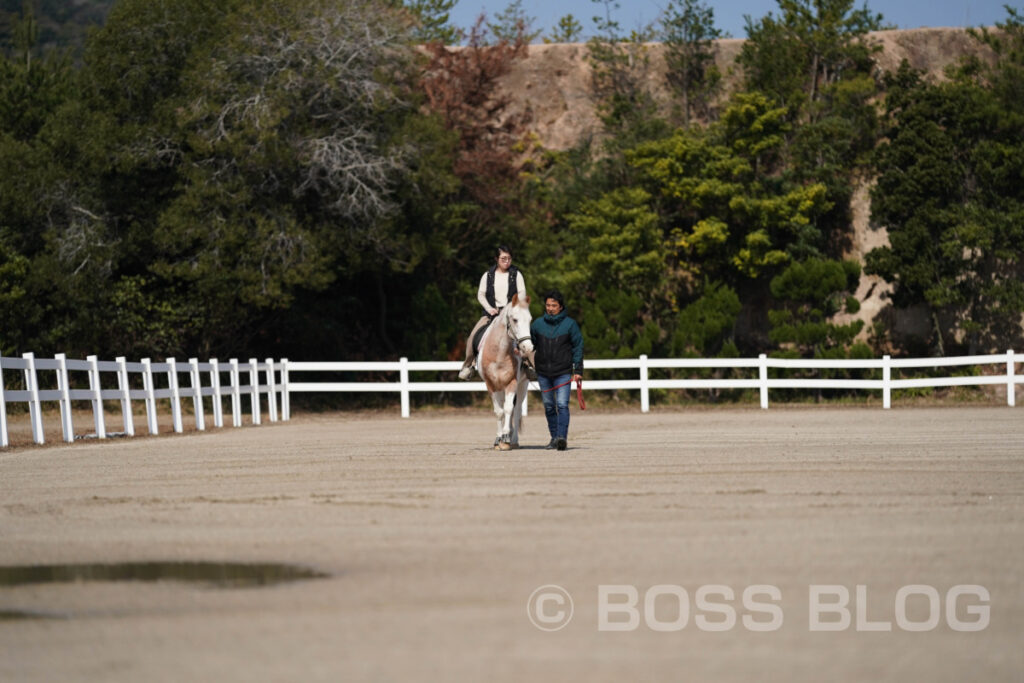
[459,245,536,381]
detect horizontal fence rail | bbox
[0,353,287,447]
[286,351,1021,418]
[3,351,1020,445]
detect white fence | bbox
[0,353,287,447]
[2,351,1020,447]
[286,351,1021,416]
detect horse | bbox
[475,294,535,450]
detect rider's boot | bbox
[458,356,476,380]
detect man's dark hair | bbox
[543,289,565,309]
[496,245,513,258]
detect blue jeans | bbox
[537,373,571,439]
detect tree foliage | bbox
[768,257,863,355]
[545,14,583,44]
[399,0,460,44]
[866,43,1024,355]
[419,18,532,249]
[487,0,540,44]
[660,0,723,126]
[632,93,832,284]
[2,0,1023,373]
[586,0,666,149]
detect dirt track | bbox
[1,407,1022,682]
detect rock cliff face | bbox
[498,28,991,152]
[494,28,996,344]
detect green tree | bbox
[157,0,423,354]
[488,0,540,44]
[0,0,113,56]
[660,0,724,126]
[586,0,666,152]
[739,0,884,114]
[768,257,863,355]
[0,1,93,356]
[532,186,670,359]
[866,50,1024,355]
[3,0,463,361]
[737,0,883,267]
[400,0,460,44]
[671,281,741,357]
[632,93,831,285]
[544,14,583,44]
[0,3,73,140]
[628,92,837,351]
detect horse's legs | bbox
[489,382,519,451]
[499,381,518,449]
[492,390,506,448]
[510,368,528,446]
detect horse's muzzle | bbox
[520,344,536,368]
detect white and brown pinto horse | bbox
[476,294,535,450]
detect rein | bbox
[539,377,586,410]
[541,380,571,393]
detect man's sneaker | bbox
[556,438,567,451]
[458,359,475,380]
[545,438,558,450]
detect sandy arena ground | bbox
[1,406,1022,682]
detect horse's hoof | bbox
[498,441,512,451]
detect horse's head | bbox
[506,294,535,364]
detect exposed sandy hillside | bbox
[499,27,992,152]
[495,28,997,344]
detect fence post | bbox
[116,356,135,436]
[189,358,205,431]
[87,355,106,439]
[142,358,158,435]
[883,355,892,410]
[0,357,7,448]
[640,354,650,413]
[249,358,261,425]
[230,358,241,427]
[265,357,278,422]
[55,353,74,442]
[22,352,44,444]
[399,357,410,418]
[280,358,290,421]
[1008,350,1016,408]
[758,354,769,410]
[210,358,223,428]
[167,357,183,433]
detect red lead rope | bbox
[539,378,586,410]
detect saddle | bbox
[472,317,495,355]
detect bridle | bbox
[504,305,533,350]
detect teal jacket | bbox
[530,310,584,377]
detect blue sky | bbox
[448,0,1019,41]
